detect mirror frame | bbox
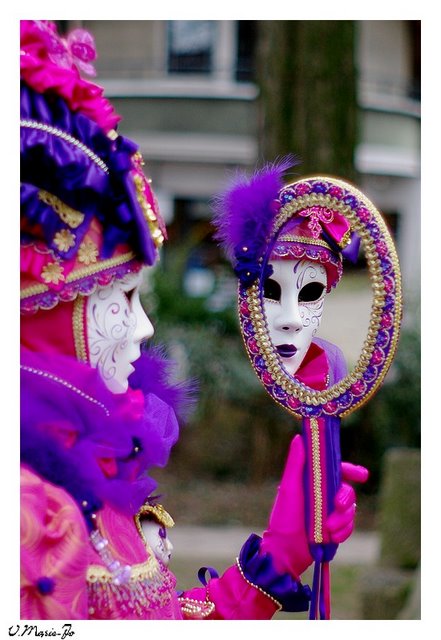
[237,176,402,419]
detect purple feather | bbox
[211,156,299,263]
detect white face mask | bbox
[141,520,173,566]
[86,270,154,394]
[263,259,328,376]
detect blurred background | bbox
[58,20,421,619]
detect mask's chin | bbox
[279,350,303,376]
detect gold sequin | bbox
[78,240,99,265]
[53,229,76,252]
[41,262,64,284]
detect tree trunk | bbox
[256,20,358,180]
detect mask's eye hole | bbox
[299,282,325,303]
[263,278,281,302]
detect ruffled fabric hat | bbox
[212,157,360,291]
[20,20,166,316]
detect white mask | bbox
[141,520,173,566]
[86,270,154,394]
[263,259,327,376]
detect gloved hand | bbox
[260,434,368,579]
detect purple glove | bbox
[260,435,369,579]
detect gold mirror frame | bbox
[238,177,402,419]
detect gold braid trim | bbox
[72,295,88,363]
[275,234,334,252]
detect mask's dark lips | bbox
[276,344,298,358]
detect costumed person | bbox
[20,21,367,620]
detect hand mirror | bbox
[213,164,402,619]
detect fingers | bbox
[328,518,355,544]
[333,483,356,512]
[279,434,305,487]
[341,462,369,484]
[326,503,356,543]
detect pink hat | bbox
[20,21,166,316]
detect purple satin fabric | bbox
[20,82,157,265]
[238,534,311,613]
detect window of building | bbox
[167,21,215,74]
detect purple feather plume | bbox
[211,156,299,263]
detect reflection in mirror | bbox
[317,258,372,371]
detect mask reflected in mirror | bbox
[263,259,328,376]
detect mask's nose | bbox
[274,293,303,333]
[131,291,154,343]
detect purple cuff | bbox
[239,534,311,613]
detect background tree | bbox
[256,20,358,179]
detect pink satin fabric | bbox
[20,466,90,619]
[20,467,183,620]
[183,566,279,620]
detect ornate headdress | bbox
[212,157,360,291]
[20,20,166,315]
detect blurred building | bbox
[65,20,420,303]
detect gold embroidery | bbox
[78,240,99,265]
[132,156,164,250]
[38,190,85,228]
[41,262,64,284]
[87,557,159,584]
[72,296,88,363]
[20,251,137,300]
[53,229,76,252]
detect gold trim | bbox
[38,190,85,229]
[275,234,335,253]
[72,295,88,363]
[20,251,137,299]
[310,418,323,544]
[87,557,159,584]
[135,504,175,536]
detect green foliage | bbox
[342,325,421,491]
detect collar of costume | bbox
[20,347,194,527]
[294,342,329,391]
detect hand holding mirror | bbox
[212,158,402,619]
